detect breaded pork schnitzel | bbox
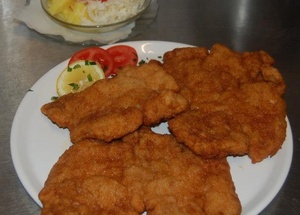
[163,44,287,163]
[168,82,286,163]
[41,61,188,143]
[39,128,241,215]
[162,44,285,108]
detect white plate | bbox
[10,41,293,214]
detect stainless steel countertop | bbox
[1,0,299,214]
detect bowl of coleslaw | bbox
[41,0,151,33]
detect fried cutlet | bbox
[169,82,287,163]
[163,44,286,163]
[41,61,188,143]
[162,44,285,108]
[39,128,241,215]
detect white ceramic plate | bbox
[10,41,293,214]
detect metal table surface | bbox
[1,0,299,214]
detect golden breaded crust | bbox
[41,61,188,143]
[39,128,241,215]
[164,44,287,163]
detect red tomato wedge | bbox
[68,47,114,77]
[106,45,138,75]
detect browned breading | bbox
[39,128,241,215]
[41,61,188,143]
[163,44,286,163]
[169,82,286,163]
[39,44,287,215]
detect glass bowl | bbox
[40,0,151,33]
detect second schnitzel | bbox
[163,44,287,163]
[168,82,287,163]
[41,61,188,143]
[39,128,241,215]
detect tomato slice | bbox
[106,45,138,75]
[68,47,114,77]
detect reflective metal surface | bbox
[0,0,299,214]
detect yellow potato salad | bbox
[47,0,145,26]
[47,0,89,25]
